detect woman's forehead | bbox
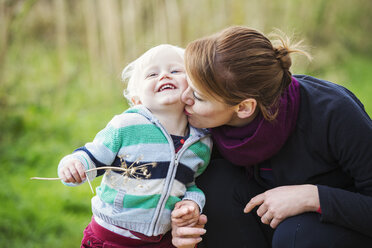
[187,75,213,99]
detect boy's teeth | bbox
[160,84,175,91]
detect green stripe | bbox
[186,184,203,194]
[123,195,181,210]
[120,125,167,146]
[165,195,182,210]
[123,194,160,209]
[81,156,90,170]
[94,126,121,153]
[95,124,168,153]
[188,142,211,175]
[124,108,139,114]
[97,184,181,210]
[96,184,117,204]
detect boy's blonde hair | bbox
[122,44,185,105]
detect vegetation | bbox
[1,0,371,247]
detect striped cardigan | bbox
[58,105,212,236]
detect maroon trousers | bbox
[81,217,176,248]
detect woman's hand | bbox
[171,212,207,248]
[244,184,320,228]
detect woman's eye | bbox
[193,92,203,101]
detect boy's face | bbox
[135,48,187,111]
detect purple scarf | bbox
[210,77,300,166]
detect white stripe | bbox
[85,142,116,165]
[93,216,141,240]
[103,171,186,197]
[118,143,171,162]
[110,113,150,129]
[179,149,205,172]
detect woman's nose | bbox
[181,86,195,106]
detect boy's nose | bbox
[159,72,171,81]
[181,86,195,106]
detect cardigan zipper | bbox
[150,132,201,234]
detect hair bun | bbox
[274,47,292,70]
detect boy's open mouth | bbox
[158,83,176,92]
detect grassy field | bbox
[1,0,372,247]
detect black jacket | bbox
[255,75,372,237]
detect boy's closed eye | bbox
[146,72,158,78]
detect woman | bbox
[171,26,372,248]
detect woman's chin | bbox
[187,116,204,128]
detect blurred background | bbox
[1,0,371,247]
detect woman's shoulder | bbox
[294,74,366,111]
[295,75,354,96]
[294,74,370,133]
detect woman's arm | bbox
[246,86,372,237]
[319,91,372,237]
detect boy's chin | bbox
[161,103,185,112]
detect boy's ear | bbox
[236,99,257,119]
[131,96,142,105]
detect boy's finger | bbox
[187,205,195,212]
[60,170,68,182]
[75,161,86,180]
[174,202,183,209]
[68,166,82,183]
[63,170,74,183]
[171,207,189,218]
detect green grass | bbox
[308,53,372,115]
[0,42,128,247]
[341,55,372,115]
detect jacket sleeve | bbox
[182,136,213,212]
[57,115,123,186]
[318,93,372,237]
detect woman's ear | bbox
[131,96,142,105]
[236,99,257,119]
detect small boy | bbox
[58,44,212,247]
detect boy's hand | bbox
[171,200,200,227]
[59,159,86,183]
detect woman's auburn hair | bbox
[185,26,310,121]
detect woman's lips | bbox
[184,109,191,116]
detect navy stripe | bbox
[111,158,169,179]
[74,147,196,183]
[175,163,195,185]
[111,158,195,184]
